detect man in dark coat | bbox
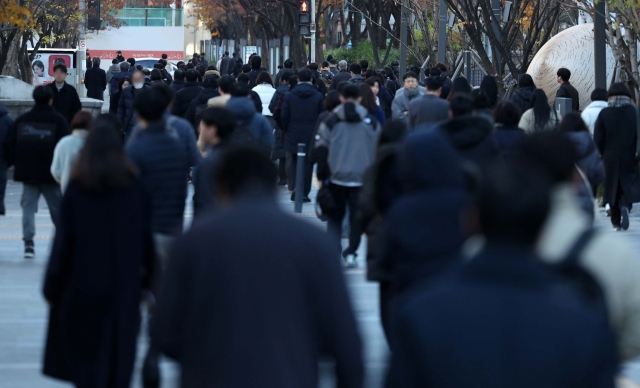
[247,55,262,88]
[408,75,450,128]
[117,71,149,141]
[171,69,203,118]
[8,86,69,258]
[109,61,132,95]
[435,63,452,99]
[0,103,13,215]
[115,50,125,63]
[151,147,364,388]
[269,71,293,113]
[308,62,327,95]
[385,161,618,388]
[281,69,325,200]
[47,64,82,124]
[274,58,294,87]
[218,52,233,76]
[171,69,186,93]
[330,60,352,90]
[84,57,107,100]
[556,67,580,112]
[185,73,220,128]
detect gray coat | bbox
[391,89,426,121]
[408,94,450,128]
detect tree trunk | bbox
[0,31,20,78]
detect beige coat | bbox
[518,108,561,133]
[538,184,640,362]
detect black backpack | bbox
[232,113,257,144]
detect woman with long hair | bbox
[510,74,536,115]
[384,66,399,96]
[558,112,604,194]
[447,77,472,101]
[51,111,93,193]
[480,75,500,108]
[43,114,155,387]
[518,89,560,133]
[359,83,386,126]
[595,82,640,230]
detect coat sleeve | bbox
[171,92,182,116]
[391,96,406,121]
[379,86,393,108]
[268,90,280,114]
[71,88,82,119]
[101,70,107,91]
[43,186,76,305]
[593,115,606,156]
[50,142,63,183]
[556,85,568,98]
[258,116,274,149]
[281,94,291,131]
[117,90,127,125]
[518,109,533,133]
[384,308,423,388]
[315,121,330,182]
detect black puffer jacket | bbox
[269,84,289,114]
[117,85,149,136]
[510,86,536,115]
[171,82,203,118]
[567,130,605,194]
[185,87,220,128]
[440,115,500,168]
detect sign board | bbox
[245,46,257,64]
[78,40,87,49]
[30,53,73,86]
[310,23,316,33]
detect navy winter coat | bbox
[117,85,149,135]
[510,86,536,115]
[226,97,273,149]
[171,82,203,118]
[281,83,325,153]
[494,124,527,156]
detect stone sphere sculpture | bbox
[527,23,615,109]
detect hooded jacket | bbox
[281,82,325,153]
[566,131,604,194]
[172,82,204,118]
[185,86,220,128]
[253,83,276,116]
[581,100,608,135]
[269,84,289,114]
[510,85,535,115]
[440,115,500,168]
[315,102,381,186]
[226,97,273,148]
[106,64,120,84]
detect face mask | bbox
[133,82,144,89]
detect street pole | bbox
[594,0,606,89]
[438,0,446,64]
[399,0,407,79]
[310,0,316,63]
[491,0,501,75]
[77,0,86,97]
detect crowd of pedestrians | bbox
[1,50,640,388]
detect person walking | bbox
[0,103,14,215]
[109,61,132,95]
[330,60,352,90]
[270,72,294,185]
[358,83,386,126]
[247,55,262,88]
[8,86,69,258]
[274,58,294,87]
[281,69,325,201]
[493,101,526,156]
[51,111,93,193]
[479,75,500,109]
[556,67,580,112]
[594,82,640,231]
[386,161,617,388]
[109,77,130,116]
[171,69,203,118]
[408,75,450,128]
[47,64,82,124]
[106,58,120,86]
[519,89,560,133]
[171,69,186,93]
[115,50,125,63]
[559,113,604,196]
[447,77,472,100]
[347,63,365,85]
[151,147,364,388]
[185,72,220,128]
[225,83,273,149]
[308,62,327,95]
[315,84,381,267]
[392,72,425,121]
[84,57,107,100]
[582,88,608,135]
[42,114,155,388]
[117,71,149,141]
[510,74,536,115]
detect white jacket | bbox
[581,100,608,136]
[252,83,276,116]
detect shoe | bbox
[621,207,630,230]
[24,241,34,259]
[605,204,611,217]
[303,197,311,203]
[344,254,358,268]
[614,226,623,232]
[278,180,287,186]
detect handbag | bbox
[316,181,337,221]
[635,106,640,161]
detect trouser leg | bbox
[303,163,313,197]
[327,183,348,255]
[40,183,62,229]
[278,157,287,181]
[379,281,393,348]
[21,184,40,242]
[344,186,362,256]
[286,152,296,191]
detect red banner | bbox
[89,50,184,61]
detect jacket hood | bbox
[196,88,220,104]
[275,84,289,94]
[566,131,594,159]
[0,104,7,118]
[398,130,465,193]
[332,102,369,123]
[441,115,494,150]
[514,86,535,100]
[290,82,319,98]
[584,100,608,112]
[226,97,256,117]
[108,64,120,73]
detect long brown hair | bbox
[71,114,137,193]
[358,83,377,112]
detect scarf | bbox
[608,95,633,108]
[405,88,420,99]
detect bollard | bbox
[294,143,306,213]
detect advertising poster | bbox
[31,53,72,86]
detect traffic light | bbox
[87,0,101,30]
[298,1,310,35]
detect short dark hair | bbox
[150,83,176,108]
[403,71,418,81]
[199,107,236,141]
[214,147,277,199]
[70,111,94,131]
[53,63,67,73]
[591,87,608,102]
[424,68,431,77]
[449,93,473,118]
[230,82,250,97]
[425,76,443,92]
[324,90,342,111]
[608,82,631,98]
[435,62,447,72]
[196,64,207,78]
[134,87,168,122]
[349,63,362,75]
[186,63,195,70]
[297,69,313,82]
[557,112,589,134]
[136,65,144,71]
[162,53,168,59]
[309,62,318,70]
[203,75,218,89]
[256,71,273,87]
[117,76,131,92]
[517,131,578,184]
[281,71,293,83]
[250,55,262,69]
[33,85,54,104]
[185,69,199,82]
[207,65,217,71]
[242,64,251,74]
[429,67,441,77]
[493,101,522,127]
[329,58,337,65]
[288,75,298,88]
[127,57,136,66]
[224,51,229,55]
[322,61,329,68]
[360,59,369,70]
[219,75,237,93]
[284,59,294,68]
[557,68,571,82]
[478,161,551,246]
[237,73,250,84]
[150,69,163,81]
[341,84,360,100]
[112,58,119,65]
[153,62,164,70]
[173,69,185,82]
